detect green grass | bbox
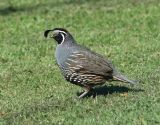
[0,0,160,124]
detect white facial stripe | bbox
[60,31,67,35]
[54,30,67,35]
[60,33,65,44]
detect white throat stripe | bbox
[60,33,65,44]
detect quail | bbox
[44,28,136,98]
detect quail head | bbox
[44,28,136,98]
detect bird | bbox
[44,28,136,98]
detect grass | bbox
[0,0,160,124]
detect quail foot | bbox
[44,28,136,98]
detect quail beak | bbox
[44,30,56,38]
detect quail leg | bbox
[78,86,92,99]
[78,90,89,98]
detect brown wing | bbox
[65,51,113,80]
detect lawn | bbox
[0,0,160,124]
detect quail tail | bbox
[113,72,136,84]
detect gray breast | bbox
[55,44,75,67]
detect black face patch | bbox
[54,33,65,44]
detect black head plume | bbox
[44,30,51,38]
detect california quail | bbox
[44,28,136,98]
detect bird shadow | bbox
[77,85,144,98]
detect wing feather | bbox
[65,51,113,78]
